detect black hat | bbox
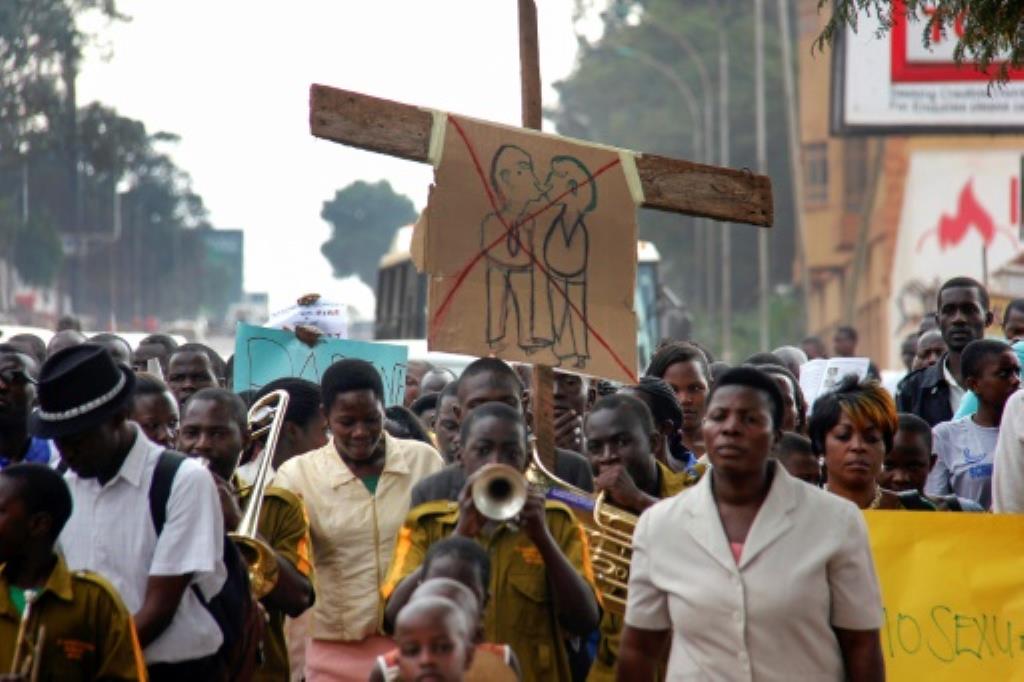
[29,343,136,439]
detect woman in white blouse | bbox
[617,367,885,681]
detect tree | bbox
[320,180,417,286]
[13,214,63,286]
[0,3,232,325]
[820,1,1024,81]
[0,0,126,149]
[552,0,799,349]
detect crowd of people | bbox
[0,273,1021,681]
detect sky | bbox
[76,1,589,318]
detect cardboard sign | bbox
[865,511,1024,680]
[232,323,407,405]
[420,115,639,383]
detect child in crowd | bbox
[373,538,521,682]
[130,372,179,448]
[0,463,146,680]
[926,339,1021,509]
[880,414,983,511]
[392,597,475,682]
[775,432,821,487]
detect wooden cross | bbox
[308,0,772,465]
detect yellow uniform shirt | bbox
[587,459,704,682]
[235,480,314,682]
[382,500,597,682]
[0,553,147,681]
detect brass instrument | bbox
[471,463,529,521]
[228,389,289,599]
[10,589,45,682]
[527,449,637,616]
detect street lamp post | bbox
[754,0,770,351]
[614,44,709,317]
[648,23,718,323]
[718,25,733,362]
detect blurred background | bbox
[2,0,1022,367]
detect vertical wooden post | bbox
[518,0,543,131]
[517,0,557,469]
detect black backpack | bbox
[149,451,264,681]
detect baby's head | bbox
[412,577,483,644]
[422,536,491,610]
[395,596,475,682]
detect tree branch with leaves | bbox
[819,1,1024,82]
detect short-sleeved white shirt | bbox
[59,425,226,663]
[625,463,882,682]
[927,416,998,509]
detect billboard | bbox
[832,1,1024,133]
[888,150,1024,367]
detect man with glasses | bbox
[0,343,52,469]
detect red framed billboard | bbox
[889,0,1024,83]
[832,1,1024,133]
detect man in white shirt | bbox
[29,344,226,680]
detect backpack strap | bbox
[149,450,188,536]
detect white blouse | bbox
[625,462,883,682]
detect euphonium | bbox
[229,389,289,599]
[471,463,528,521]
[10,589,45,682]
[527,448,637,616]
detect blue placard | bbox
[232,323,408,406]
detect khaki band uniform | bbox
[382,500,597,682]
[235,479,314,682]
[0,553,148,681]
[586,460,704,682]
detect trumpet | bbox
[10,589,45,682]
[471,463,529,521]
[228,389,289,599]
[527,448,637,616]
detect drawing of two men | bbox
[481,144,595,368]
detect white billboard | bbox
[888,150,1024,367]
[834,1,1024,132]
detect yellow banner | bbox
[865,511,1024,681]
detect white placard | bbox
[266,297,349,339]
[801,357,871,412]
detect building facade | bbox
[797,1,1024,369]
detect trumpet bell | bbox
[228,533,281,599]
[472,463,528,521]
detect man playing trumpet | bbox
[382,403,599,682]
[0,463,146,681]
[177,388,315,682]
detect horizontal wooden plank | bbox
[635,153,773,227]
[310,84,773,227]
[310,84,433,164]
